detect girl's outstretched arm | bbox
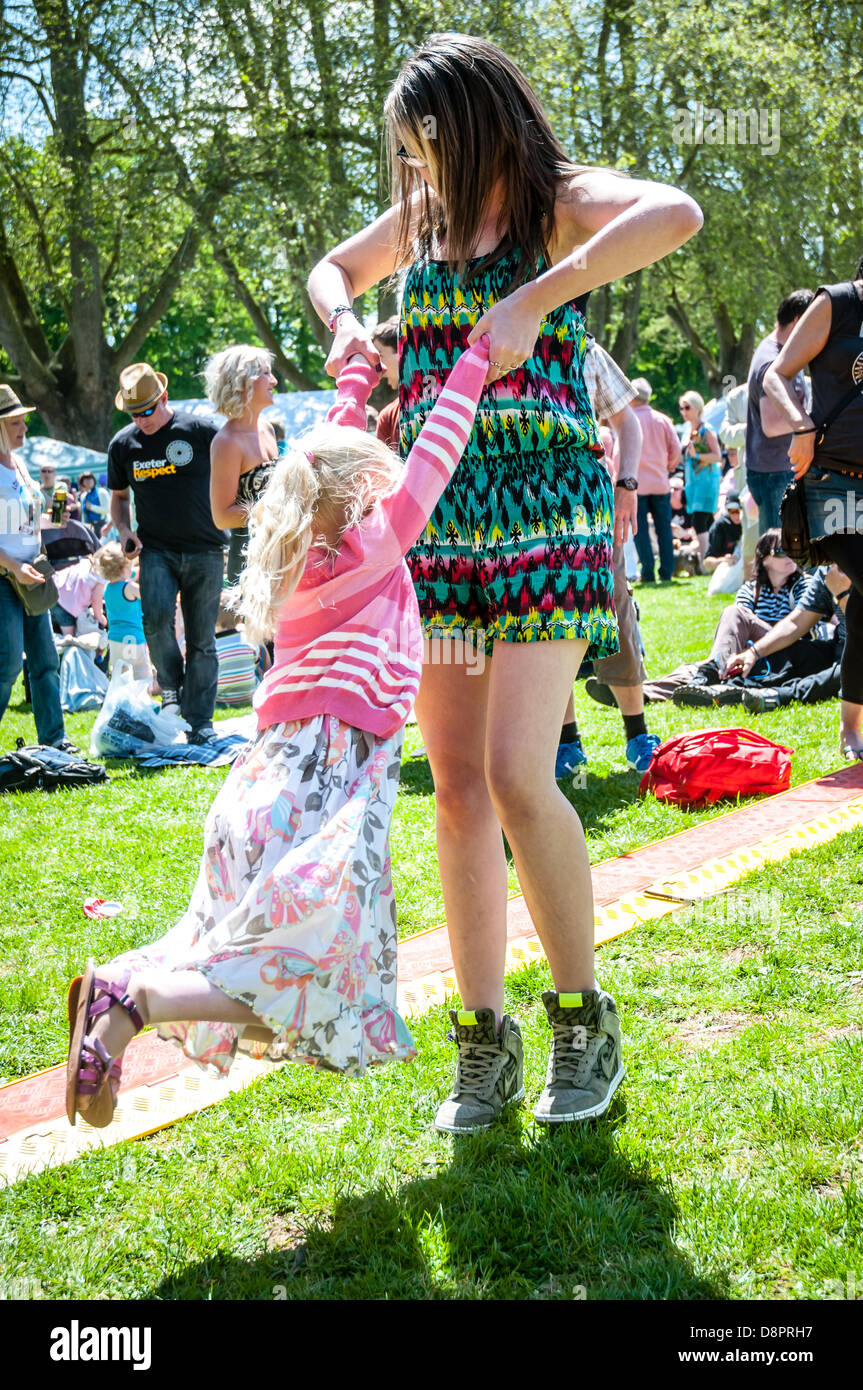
[324,355,381,430]
[381,336,490,554]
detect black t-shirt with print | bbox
[107,410,225,553]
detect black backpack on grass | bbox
[0,740,109,794]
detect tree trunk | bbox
[610,270,642,370]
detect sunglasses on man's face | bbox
[397,144,428,169]
[130,404,159,419]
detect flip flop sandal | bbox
[841,745,863,762]
[66,962,144,1128]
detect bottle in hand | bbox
[51,484,68,525]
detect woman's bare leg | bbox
[414,642,509,1024]
[484,638,596,993]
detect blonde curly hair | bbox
[204,345,274,419]
[230,422,404,646]
[91,542,130,583]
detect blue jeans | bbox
[634,492,675,581]
[138,547,224,732]
[747,469,791,536]
[0,575,66,745]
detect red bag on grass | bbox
[639,727,792,807]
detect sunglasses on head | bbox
[768,545,786,557]
[397,144,428,169]
[130,403,159,419]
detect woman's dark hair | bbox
[752,527,800,608]
[384,33,617,292]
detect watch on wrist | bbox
[616,476,638,491]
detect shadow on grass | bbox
[149,1103,728,1301]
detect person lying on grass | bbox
[66,337,491,1128]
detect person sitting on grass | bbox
[702,492,743,573]
[639,530,809,705]
[725,563,849,713]
[214,601,258,707]
[65,337,491,1130]
[91,542,151,683]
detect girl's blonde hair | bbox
[204,345,274,419]
[680,390,705,415]
[92,541,129,583]
[234,422,403,646]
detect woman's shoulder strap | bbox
[10,454,37,495]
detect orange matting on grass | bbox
[3,761,863,1147]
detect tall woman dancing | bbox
[308,33,702,1132]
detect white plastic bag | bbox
[708,553,744,596]
[90,663,189,758]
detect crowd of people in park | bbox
[0,36,860,1142]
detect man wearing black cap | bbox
[107,363,224,744]
[703,492,743,572]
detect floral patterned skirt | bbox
[113,715,416,1077]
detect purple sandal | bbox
[66,962,145,1128]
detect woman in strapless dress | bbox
[207,346,280,583]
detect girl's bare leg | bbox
[85,965,259,1058]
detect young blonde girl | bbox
[65,337,491,1128]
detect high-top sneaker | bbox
[533,990,624,1124]
[434,1008,524,1134]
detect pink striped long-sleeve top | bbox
[254,335,490,737]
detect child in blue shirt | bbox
[92,542,151,682]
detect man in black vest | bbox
[108,363,225,743]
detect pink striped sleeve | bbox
[325,358,380,431]
[380,335,490,553]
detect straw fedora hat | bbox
[115,363,168,413]
[0,384,35,420]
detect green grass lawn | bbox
[0,575,861,1300]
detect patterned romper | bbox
[401,245,619,658]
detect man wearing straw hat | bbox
[107,363,224,744]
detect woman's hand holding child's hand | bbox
[468,299,542,385]
[326,313,383,379]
